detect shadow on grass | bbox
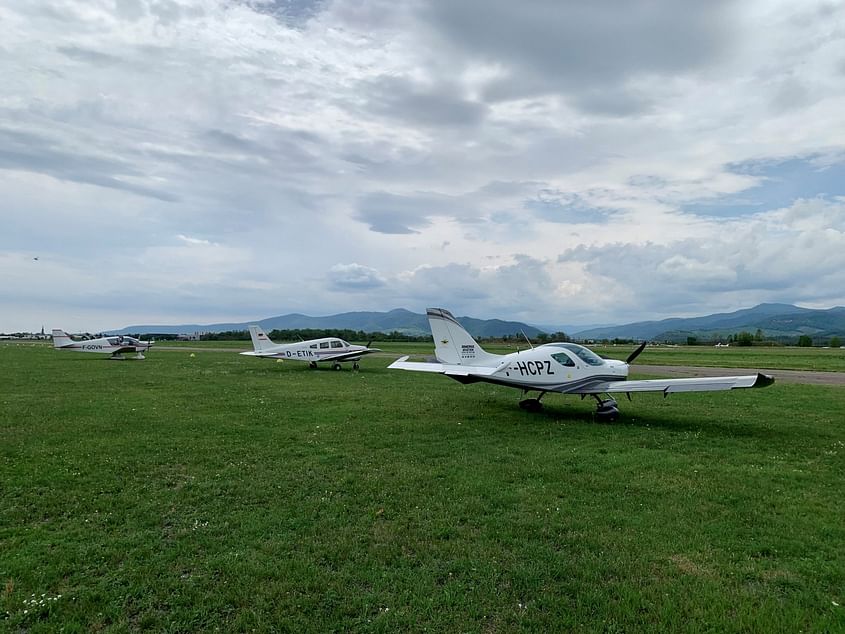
[480,396,795,441]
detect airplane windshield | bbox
[552,343,605,366]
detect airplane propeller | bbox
[365,340,373,349]
[625,341,647,364]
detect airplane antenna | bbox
[520,329,534,349]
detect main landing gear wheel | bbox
[309,361,318,369]
[352,362,359,370]
[593,396,620,422]
[518,391,547,412]
[332,362,342,371]
[519,399,543,412]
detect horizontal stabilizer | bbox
[388,356,499,377]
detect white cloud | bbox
[1,0,845,331]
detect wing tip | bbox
[754,373,775,388]
[388,355,410,369]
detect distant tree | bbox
[736,331,754,346]
[798,335,813,347]
[830,336,842,348]
[687,336,698,346]
[536,332,549,342]
[755,328,764,342]
[553,331,570,342]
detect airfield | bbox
[2,341,843,631]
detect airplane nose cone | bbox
[606,359,629,377]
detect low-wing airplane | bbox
[240,325,381,370]
[52,329,153,360]
[388,308,774,420]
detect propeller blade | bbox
[366,340,373,349]
[626,341,647,364]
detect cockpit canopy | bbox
[316,339,350,349]
[543,342,605,366]
[107,336,142,346]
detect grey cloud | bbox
[0,127,179,202]
[57,46,123,66]
[365,75,488,128]
[570,86,655,117]
[355,191,466,234]
[115,0,146,21]
[366,256,557,320]
[420,0,736,108]
[770,77,811,112]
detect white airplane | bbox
[240,325,381,370]
[389,308,774,420]
[52,329,153,360]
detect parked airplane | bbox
[52,329,153,360]
[240,325,380,370]
[388,308,774,420]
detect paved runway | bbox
[631,364,845,386]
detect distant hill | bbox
[110,308,545,339]
[573,303,845,342]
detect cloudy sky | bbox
[2,0,844,332]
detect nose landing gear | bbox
[593,395,620,422]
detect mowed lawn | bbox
[1,344,843,632]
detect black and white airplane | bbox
[52,329,153,360]
[389,308,774,420]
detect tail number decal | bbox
[515,361,554,376]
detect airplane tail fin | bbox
[52,329,73,348]
[426,308,501,366]
[248,325,276,352]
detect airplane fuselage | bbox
[449,342,629,392]
[241,336,372,363]
[52,330,152,359]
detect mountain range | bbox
[110,308,545,338]
[573,303,845,342]
[111,303,845,342]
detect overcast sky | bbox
[2,0,844,332]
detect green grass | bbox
[2,344,844,632]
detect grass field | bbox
[2,343,844,632]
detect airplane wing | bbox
[388,356,500,378]
[320,348,382,363]
[572,373,774,395]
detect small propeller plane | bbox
[240,325,381,370]
[52,329,153,360]
[388,308,774,420]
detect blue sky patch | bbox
[684,155,845,217]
